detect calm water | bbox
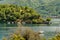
[0,27,59,40]
[0,18,60,40]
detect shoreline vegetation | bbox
[0,4,51,24]
[2,27,46,40]
[2,27,60,40]
[48,33,60,40]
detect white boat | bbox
[39,31,44,34]
[38,31,44,37]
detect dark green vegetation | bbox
[0,4,51,24]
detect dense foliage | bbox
[0,4,51,24]
[48,33,60,40]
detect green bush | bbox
[46,18,51,22]
[0,4,51,24]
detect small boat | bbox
[39,31,44,34]
[38,31,44,37]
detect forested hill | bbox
[0,0,55,8]
[0,0,60,17]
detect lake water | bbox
[0,18,60,40]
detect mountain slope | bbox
[0,0,60,17]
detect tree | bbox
[0,4,51,24]
[8,33,25,40]
[23,28,45,40]
[46,18,51,22]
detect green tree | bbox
[46,18,51,22]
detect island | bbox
[0,4,51,24]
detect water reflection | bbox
[0,18,60,27]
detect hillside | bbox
[0,0,60,17]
